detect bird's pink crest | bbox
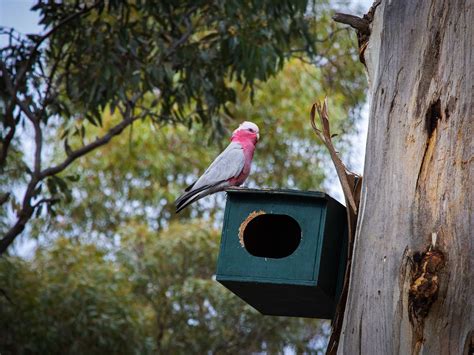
[232,121,260,145]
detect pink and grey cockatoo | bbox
[175,121,260,213]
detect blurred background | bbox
[1,0,370,353]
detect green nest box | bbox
[216,188,347,319]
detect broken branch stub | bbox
[310,99,363,355]
[310,99,359,213]
[332,1,381,66]
[332,13,370,35]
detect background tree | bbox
[0,1,370,353]
[0,222,329,353]
[332,1,473,354]
[1,0,365,253]
[30,60,363,243]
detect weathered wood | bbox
[338,0,473,354]
[332,13,370,35]
[310,100,363,354]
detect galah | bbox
[175,121,260,213]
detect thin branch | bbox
[0,288,14,305]
[31,118,42,175]
[164,17,193,58]
[38,49,63,120]
[310,98,364,355]
[0,61,17,169]
[23,1,102,78]
[0,125,16,172]
[0,193,10,206]
[0,114,138,254]
[2,70,43,175]
[0,206,33,255]
[40,100,139,179]
[1,1,102,126]
[310,98,358,212]
[32,197,59,208]
[0,96,141,254]
[314,27,349,43]
[1,58,39,124]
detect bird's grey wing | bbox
[174,142,245,210]
[192,141,245,191]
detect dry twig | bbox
[309,98,363,355]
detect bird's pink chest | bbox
[228,140,256,186]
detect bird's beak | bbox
[257,133,260,140]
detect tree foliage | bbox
[0,0,363,253]
[0,221,328,354]
[33,60,363,241]
[0,0,367,352]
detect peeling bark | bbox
[338,0,473,354]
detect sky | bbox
[0,1,40,38]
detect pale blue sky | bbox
[0,0,40,33]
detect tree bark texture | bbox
[338,1,473,354]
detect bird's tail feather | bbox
[175,181,226,213]
[184,180,196,192]
[176,190,210,214]
[175,183,211,206]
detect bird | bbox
[175,121,260,213]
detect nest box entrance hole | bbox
[242,214,301,259]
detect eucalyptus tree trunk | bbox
[338,0,473,354]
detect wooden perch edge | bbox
[310,99,362,355]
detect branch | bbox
[164,17,193,58]
[31,118,43,175]
[332,13,370,35]
[0,288,14,305]
[38,45,64,120]
[0,61,17,170]
[3,77,43,176]
[0,98,141,255]
[1,1,102,124]
[0,124,16,172]
[309,98,363,355]
[0,193,10,206]
[314,27,349,43]
[23,1,102,77]
[310,98,358,212]
[0,205,33,255]
[40,106,139,179]
[32,197,59,208]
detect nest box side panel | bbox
[217,191,327,286]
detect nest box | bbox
[216,188,347,319]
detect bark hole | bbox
[425,99,442,137]
[408,243,446,353]
[408,247,445,322]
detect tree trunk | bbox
[338,0,473,354]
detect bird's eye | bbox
[248,128,254,132]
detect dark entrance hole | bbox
[243,214,301,259]
[425,98,441,136]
